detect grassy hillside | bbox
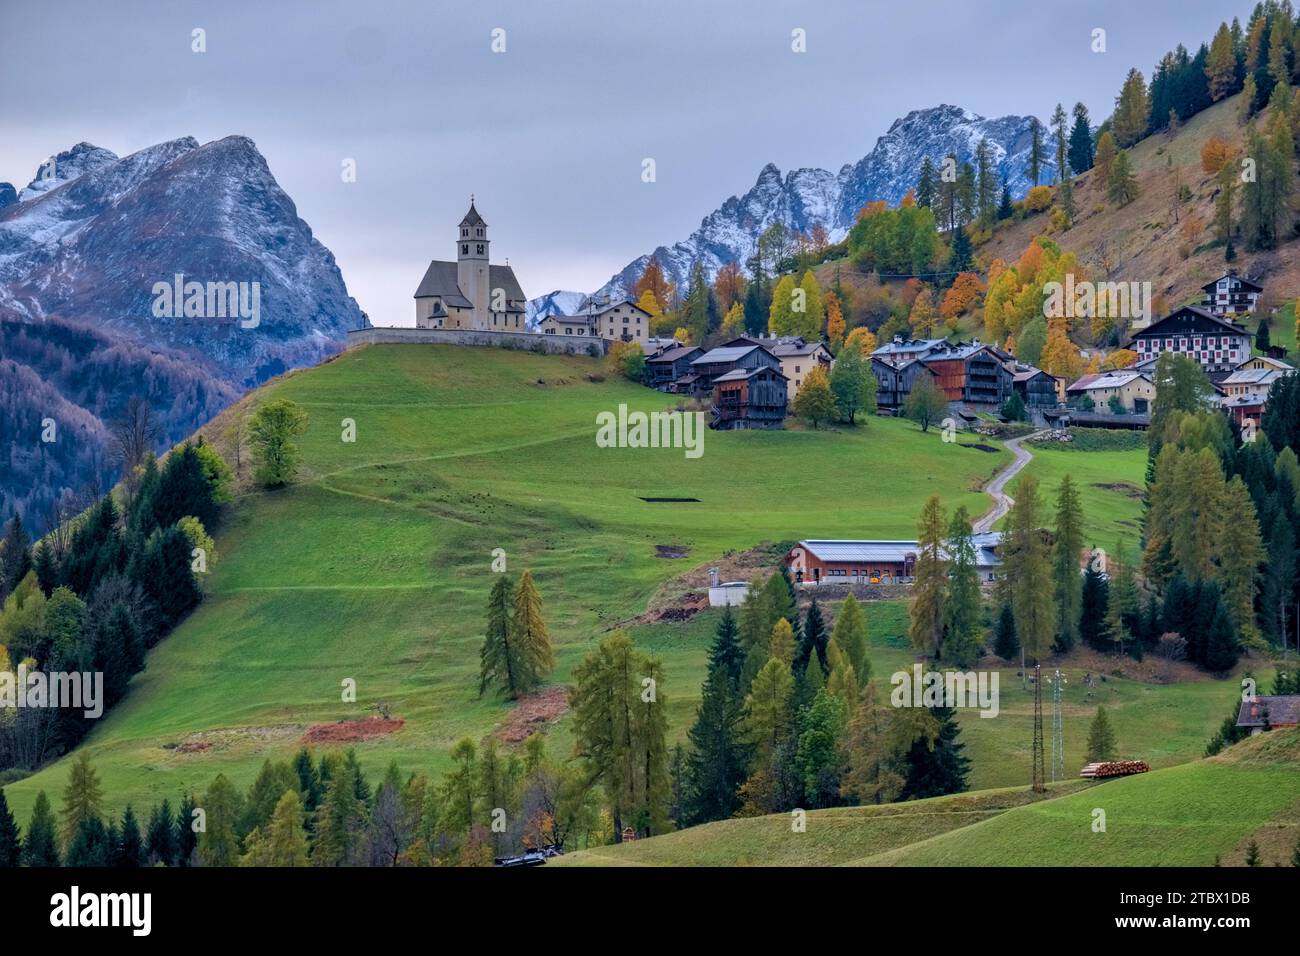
[556,728,1300,867]
[3,343,1014,822]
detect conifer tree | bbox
[114,804,144,867]
[60,752,104,850]
[243,790,310,866]
[798,597,828,675]
[197,774,242,867]
[1028,118,1045,185]
[768,274,797,335]
[0,788,20,867]
[506,571,553,694]
[1107,149,1139,206]
[683,612,749,825]
[1005,475,1054,662]
[1093,130,1118,184]
[1079,564,1111,652]
[909,495,948,658]
[992,603,1019,660]
[146,798,176,866]
[900,706,970,800]
[1086,705,1118,761]
[1113,68,1151,146]
[1206,22,1237,101]
[478,574,522,698]
[1068,102,1094,173]
[768,617,795,667]
[830,593,869,685]
[744,657,793,762]
[23,791,59,866]
[1204,601,1241,672]
[1052,475,1084,652]
[943,506,983,667]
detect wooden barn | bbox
[712,365,788,430]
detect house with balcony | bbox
[1129,306,1252,379]
[1201,271,1263,318]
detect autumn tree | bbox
[1093,130,1118,184]
[1205,22,1236,102]
[713,261,746,314]
[909,288,940,337]
[903,377,948,432]
[792,366,836,428]
[1113,68,1151,147]
[1107,149,1139,206]
[633,256,674,313]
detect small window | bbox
[476,244,484,254]
[461,244,468,254]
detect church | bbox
[414,201,528,331]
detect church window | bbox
[476,244,484,254]
[462,244,468,254]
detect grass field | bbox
[1007,442,1148,551]
[556,728,1300,867]
[3,343,1017,822]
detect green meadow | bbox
[5,344,1017,821]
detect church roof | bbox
[413,261,474,307]
[413,260,527,312]
[460,202,486,227]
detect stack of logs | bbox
[1080,760,1151,778]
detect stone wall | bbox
[345,327,609,357]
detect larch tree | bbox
[909,495,949,659]
[1206,22,1237,101]
[59,752,104,850]
[830,593,869,685]
[1216,476,1264,644]
[768,274,797,335]
[478,574,527,699]
[768,617,796,667]
[1005,475,1054,662]
[507,571,554,692]
[1113,68,1151,146]
[943,506,983,667]
[795,270,825,341]
[744,657,793,763]
[1051,475,1084,652]
[792,366,836,428]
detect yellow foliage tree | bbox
[1040,318,1085,380]
[843,326,877,356]
[940,272,984,319]
[908,288,939,337]
[825,292,846,350]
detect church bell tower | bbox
[457,198,490,327]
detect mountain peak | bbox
[595,102,1051,299]
[20,141,118,199]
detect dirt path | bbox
[973,430,1047,533]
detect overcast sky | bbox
[1,0,1241,326]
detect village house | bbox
[1218,355,1294,433]
[922,341,1014,407]
[1200,270,1263,318]
[645,344,704,391]
[871,356,936,414]
[1065,370,1155,415]
[538,297,653,346]
[768,337,832,395]
[1235,695,1300,735]
[785,533,1003,586]
[1129,306,1252,378]
[686,341,783,398]
[712,365,789,430]
[1006,362,1063,412]
[414,201,528,331]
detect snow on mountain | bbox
[0,135,362,385]
[525,289,589,329]
[18,141,119,200]
[0,135,363,525]
[596,104,1053,299]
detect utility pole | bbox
[1031,663,1045,793]
[1050,669,1067,783]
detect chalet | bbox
[1006,363,1062,410]
[1235,695,1300,735]
[1065,370,1154,415]
[769,337,832,395]
[712,365,788,430]
[785,533,1003,586]
[687,342,782,397]
[645,344,704,391]
[1129,306,1252,376]
[871,357,936,414]
[1218,355,1294,433]
[1201,270,1263,318]
[922,341,1013,407]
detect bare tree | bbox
[110,397,160,504]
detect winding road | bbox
[973,430,1047,534]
